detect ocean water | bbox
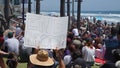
[80,11,120,23]
[40,11,120,24]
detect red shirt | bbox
[0,36,4,45]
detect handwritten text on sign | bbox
[24,13,68,49]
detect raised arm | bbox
[55,48,65,68]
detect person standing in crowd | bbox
[72,25,79,38]
[65,39,86,68]
[9,22,17,32]
[18,31,32,68]
[15,25,22,39]
[3,32,19,56]
[0,30,4,49]
[6,52,18,68]
[0,30,8,68]
[117,22,120,45]
[82,38,95,68]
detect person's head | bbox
[6,52,18,68]
[12,22,17,27]
[7,32,13,38]
[30,50,54,68]
[72,40,81,49]
[115,61,120,68]
[69,40,81,52]
[112,49,120,61]
[100,63,117,68]
[8,52,16,59]
[73,25,77,28]
[86,38,93,46]
[66,38,72,47]
[6,59,17,68]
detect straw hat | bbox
[30,50,54,66]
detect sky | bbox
[31,0,120,11]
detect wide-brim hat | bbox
[30,50,54,66]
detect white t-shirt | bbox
[82,46,95,62]
[64,55,72,65]
[72,28,79,36]
[4,37,19,55]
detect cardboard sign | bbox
[24,13,68,49]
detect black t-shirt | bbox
[6,59,17,68]
[118,27,120,35]
[71,50,82,61]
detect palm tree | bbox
[4,0,10,29]
[77,0,82,29]
[67,0,70,16]
[67,0,70,30]
[72,0,74,17]
[22,0,25,25]
[28,0,31,12]
[36,0,40,14]
[60,0,65,17]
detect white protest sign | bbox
[24,13,68,49]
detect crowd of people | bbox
[0,16,120,68]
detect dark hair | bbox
[85,38,93,46]
[111,27,117,36]
[0,30,3,37]
[6,59,17,68]
[112,49,120,61]
[100,63,117,68]
[71,50,82,61]
[6,52,17,68]
[86,38,93,43]
[8,52,15,59]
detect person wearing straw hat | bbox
[29,49,65,68]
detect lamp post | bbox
[77,0,82,29]
[22,0,25,25]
